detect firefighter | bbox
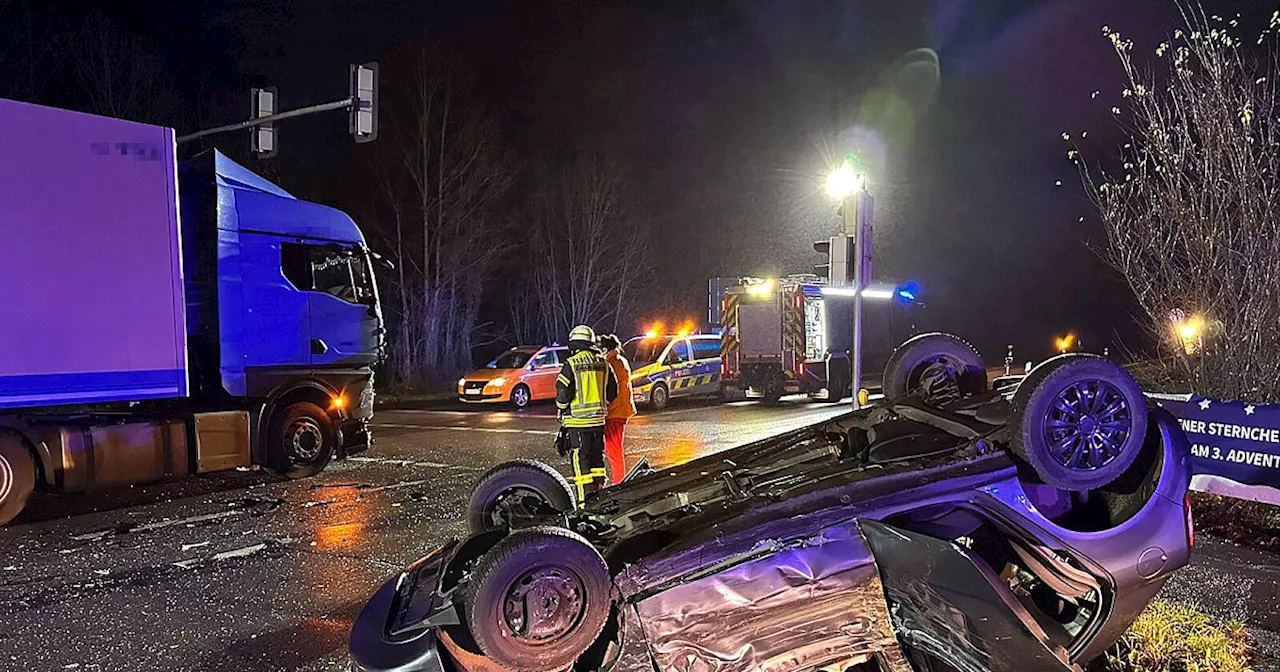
[598,333,636,484]
[556,325,618,499]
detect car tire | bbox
[0,435,36,526]
[267,401,336,479]
[510,384,532,410]
[465,526,612,672]
[1009,355,1148,490]
[883,332,987,402]
[467,459,577,534]
[650,383,670,411]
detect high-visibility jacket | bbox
[604,349,637,420]
[556,347,617,429]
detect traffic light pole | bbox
[845,190,873,409]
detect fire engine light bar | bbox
[821,285,894,300]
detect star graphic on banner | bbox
[1199,398,1212,411]
[1246,405,1257,416]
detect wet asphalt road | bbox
[0,396,852,672]
[1,395,1278,672]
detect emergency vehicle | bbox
[623,333,721,410]
[718,276,851,403]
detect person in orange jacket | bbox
[597,334,636,484]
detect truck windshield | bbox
[489,350,534,369]
[624,336,672,366]
[305,246,376,305]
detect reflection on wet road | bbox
[2,394,1275,672]
[0,397,850,671]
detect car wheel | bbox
[468,459,577,534]
[650,383,669,410]
[268,401,336,479]
[465,526,612,672]
[511,384,532,410]
[0,435,35,526]
[1010,355,1148,490]
[883,332,987,404]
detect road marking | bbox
[388,409,558,418]
[373,422,557,436]
[71,510,246,541]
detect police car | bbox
[623,333,721,410]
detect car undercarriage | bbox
[350,333,1194,672]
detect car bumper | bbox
[458,390,506,403]
[349,541,459,672]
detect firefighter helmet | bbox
[569,324,596,343]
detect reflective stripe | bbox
[557,374,571,386]
[571,448,586,501]
[565,350,608,428]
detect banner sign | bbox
[1150,393,1280,505]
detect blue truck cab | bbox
[0,100,384,525]
[180,149,384,473]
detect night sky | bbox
[2,0,1264,366]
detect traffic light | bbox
[250,86,277,159]
[349,62,379,143]
[813,234,854,285]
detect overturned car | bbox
[349,333,1194,672]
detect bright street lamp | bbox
[824,161,866,200]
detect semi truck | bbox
[0,99,384,525]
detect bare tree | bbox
[61,11,186,126]
[1083,4,1280,402]
[371,46,515,387]
[522,153,652,343]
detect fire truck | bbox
[714,276,851,403]
[713,275,921,404]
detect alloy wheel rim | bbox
[514,388,530,406]
[1042,379,1131,470]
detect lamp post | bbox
[824,154,872,408]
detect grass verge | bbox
[1098,599,1252,672]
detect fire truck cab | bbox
[717,276,852,403]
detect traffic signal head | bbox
[813,234,853,285]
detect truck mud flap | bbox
[858,519,1078,672]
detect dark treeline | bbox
[0,1,654,389]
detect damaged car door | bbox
[859,519,1078,672]
[631,520,914,672]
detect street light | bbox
[824,161,866,200]
[824,154,872,409]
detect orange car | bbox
[457,345,569,409]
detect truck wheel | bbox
[761,387,783,405]
[649,383,670,411]
[511,384,532,410]
[1009,355,1147,490]
[823,373,847,403]
[465,526,612,672]
[468,460,576,534]
[0,437,35,526]
[268,402,335,479]
[883,332,987,403]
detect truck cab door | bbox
[287,242,380,368]
[858,519,1077,672]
